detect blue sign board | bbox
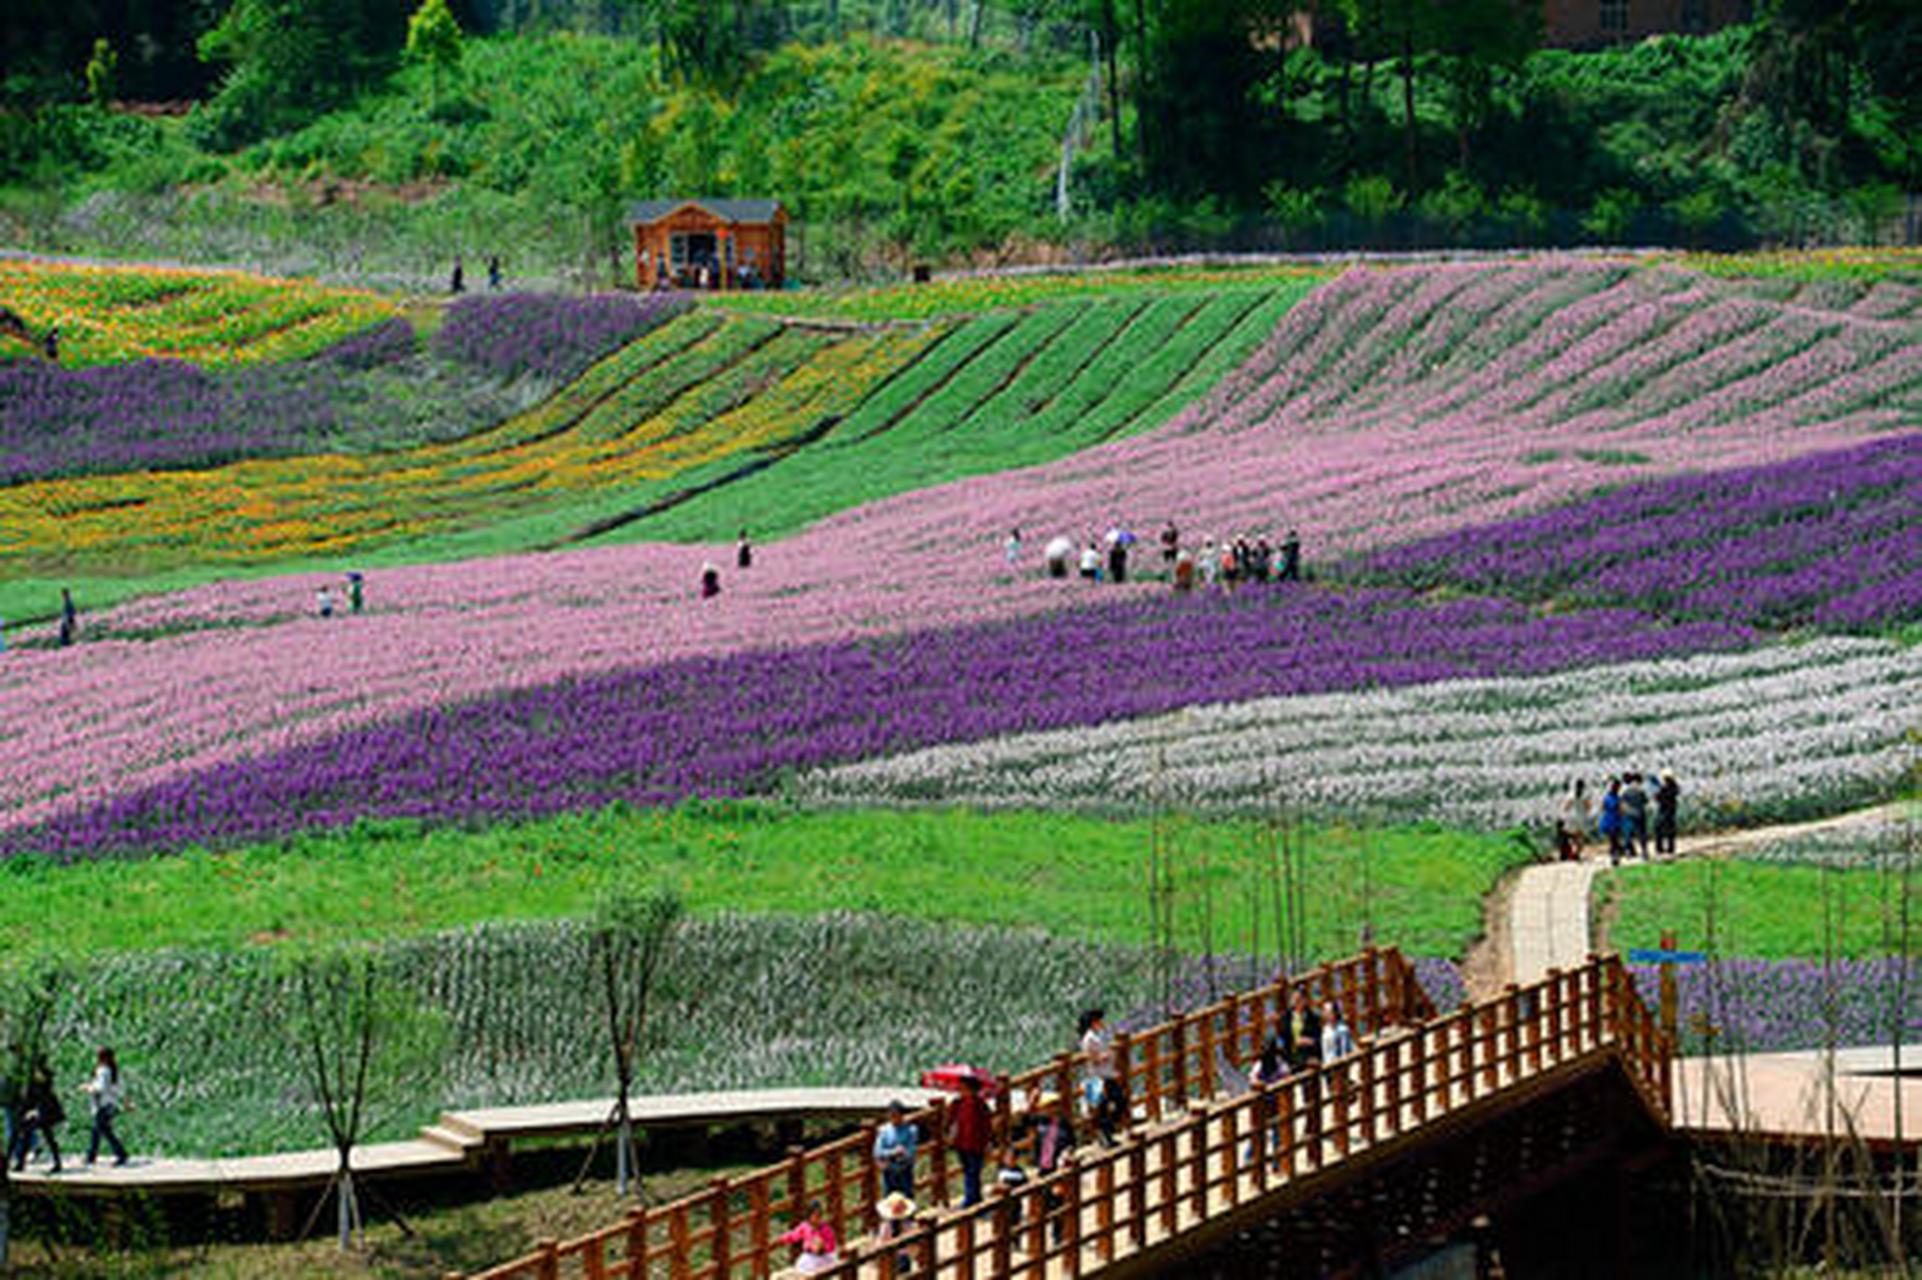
[1628,948,1708,965]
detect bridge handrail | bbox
[463,947,1433,1280]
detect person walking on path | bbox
[948,1075,992,1207]
[736,529,753,571]
[1654,771,1681,856]
[1557,779,1590,861]
[873,1100,918,1199]
[9,1055,63,1173]
[777,1200,840,1274]
[82,1047,127,1167]
[1078,1008,1124,1146]
[1622,773,1651,859]
[58,587,77,647]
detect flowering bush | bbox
[1630,956,1922,1055]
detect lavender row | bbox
[6,586,1753,860]
[1355,433,1922,632]
[430,291,689,383]
[1630,956,1922,1055]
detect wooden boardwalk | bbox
[10,1088,940,1198]
[465,950,1668,1280]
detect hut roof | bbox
[629,198,785,225]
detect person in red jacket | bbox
[949,1075,993,1207]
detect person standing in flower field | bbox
[1279,529,1301,582]
[700,562,721,599]
[1160,520,1179,568]
[873,1099,918,1198]
[346,572,364,615]
[1004,527,1022,567]
[1654,771,1681,856]
[316,584,336,618]
[736,529,753,570]
[58,588,77,647]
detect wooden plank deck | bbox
[1675,1045,1922,1148]
[10,1087,942,1197]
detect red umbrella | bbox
[919,1063,999,1094]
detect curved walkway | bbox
[11,1087,940,1197]
[1505,803,1910,985]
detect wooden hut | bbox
[630,198,787,291]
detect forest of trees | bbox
[1,0,1917,265]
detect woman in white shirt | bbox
[82,1046,128,1167]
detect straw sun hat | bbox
[876,1193,916,1221]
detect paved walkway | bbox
[1507,859,1601,986]
[1676,1045,1922,1145]
[12,1087,940,1196]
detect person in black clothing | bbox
[1654,772,1681,856]
[1107,537,1127,584]
[9,1056,63,1173]
[58,588,77,647]
[1159,521,1179,567]
[1252,537,1274,583]
[43,326,59,362]
[1622,772,1651,859]
[736,529,753,570]
[1279,530,1301,582]
[700,563,721,598]
[487,256,503,290]
[1284,986,1323,1072]
[450,258,465,295]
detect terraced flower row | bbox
[1353,433,1922,632]
[0,258,397,367]
[3,586,1750,858]
[801,637,1920,830]
[432,290,690,383]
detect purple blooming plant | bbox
[1630,956,1922,1056]
[1352,433,1922,633]
[431,291,690,383]
[7,585,1753,859]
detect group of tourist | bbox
[5,1046,130,1175]
[1016,520,1303,591]
[699,529,755,599]
[1556,772,1681,863]
[782,987,1358,1274]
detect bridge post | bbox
[624,1204,651,1280]
[1128,1140,1148,1245]
[1061,1153,1084,1278]
[1200,1006,1218,1097]
[1096,1153,1116,1260]
[1587,954,1606,1052]
[993,1074,1014,1172]
[1053,1053,1075,1127]
[1221,1099,1240,1207]
[1277,1084,1295,1179]
[708,1177,732,1276]
[1363,946,1383,1031]
[534,1238,559,1280]
[928,1099,950,1207]
[1546,968,1566,1064]
[784,1146,807,1251]
[1115,1030,1139,1125]
[990,1186,1014,1275]
[1172,1017,1189,1105]
[1157,1131,1178,1235]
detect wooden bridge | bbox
[464,947,1672,1280]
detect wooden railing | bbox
[464,948,1435,1280]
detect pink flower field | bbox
[5,260,1917,842]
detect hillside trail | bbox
[1462,802,1910,1000]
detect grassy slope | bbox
[2,803,1522,963]
[1605,853,1920,960]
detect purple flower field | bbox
[1354,433,1922,632]
[1631,956,1922,1055]
[7,585,1752,859]
[432,291,689,383]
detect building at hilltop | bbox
[631,198,787,292]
